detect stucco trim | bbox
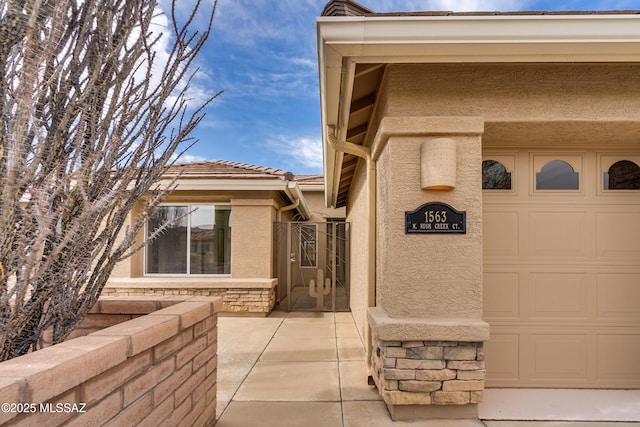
[367,307,490,342]
[371,116,485,161]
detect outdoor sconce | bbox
[421,137,457,190]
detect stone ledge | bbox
[106,277,278,290]
[102,288,275,316]
[368,307,490,342]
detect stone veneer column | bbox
[368,116,489,421]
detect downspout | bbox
[327,125,376,370]
[277,195,299,223]
[278,181,310,222]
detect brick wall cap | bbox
[90,314,180,356]
[149,301,213,328]
[0,335,127,403]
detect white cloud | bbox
[267,135,323,173]
[212,0,319,46]
[289,57,316,69]
[171,153,209,163]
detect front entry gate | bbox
[274,221,350,312]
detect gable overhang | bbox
[317,13,640,208]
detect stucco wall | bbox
[380,63,640,145]
[230,198,277,279]
[376,134,483,319]
[303,190,346,222]
[346,162,370,339]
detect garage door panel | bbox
[596,212,640,259]
[529,272,589,320]
[528,334,589,381]
[484,211,519,257]
[528,211,587,257]
[485,333,520,384]
[597,273,640,320]
[484,272,520,319]
[596,334,640,383]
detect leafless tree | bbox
[0,0,219,360]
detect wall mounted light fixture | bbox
[421,137,457,190]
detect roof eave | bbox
[317,13,640,208]
[157,178,294,191]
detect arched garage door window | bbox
[536,159,579,190]
[605,160,640,190]
[482,159,512,190]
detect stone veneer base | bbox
[368,308,488,421]
[104,278,277,315]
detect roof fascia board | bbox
[319,15,640,64]
[298,183,325,192]
[319,31,347,208]
[318,14,640,51]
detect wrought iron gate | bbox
[274,221,350,312]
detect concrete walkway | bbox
[215,311,640,427]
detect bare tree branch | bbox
[0,0,220,360]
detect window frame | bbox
[144,203,232,277]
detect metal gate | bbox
[274,221,350,312]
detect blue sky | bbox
[162,0,638,175]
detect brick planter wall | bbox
[0,296,221,427]
[371,336,485,407]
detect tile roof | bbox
[293,174,324,184]
[321,0,640,16]
[166,160,294,180]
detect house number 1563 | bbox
[425,210,447,223]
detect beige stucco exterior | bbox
[301,189,346,222]
[230,198,278,279]
[107,163,346,315]
[375,132,483,321]
[318,3,640,421]
[345,161,370,341]
[381,63,640,140]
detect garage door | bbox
[483,149,640,388]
